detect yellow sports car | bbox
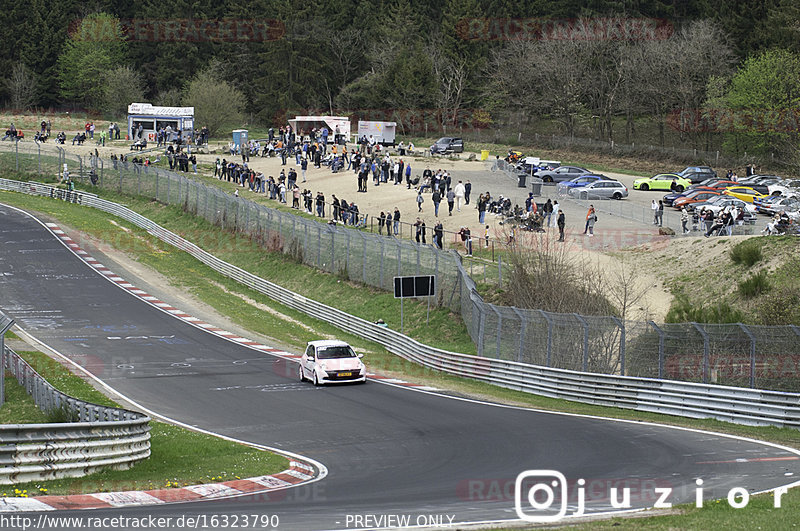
[722,186,769,203]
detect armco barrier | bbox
[2,178,799,429]
[0,344,151,484]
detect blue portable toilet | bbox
[232,129,249,152]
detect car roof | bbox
[307,339,351,348]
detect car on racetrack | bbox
[672,190,722,209]
[556,174,608,195]
[568,180,628,200]
[633,173,691,192]
[535,165,591,183]
[722,186,770,203]
[299,340,366,386]
[677,166,717,183]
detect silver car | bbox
[568,180,629,200]
[536,165,591,183]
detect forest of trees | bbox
[1,0,799,164]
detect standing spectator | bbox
[114,123,120,139]
[432,190,441,217]
[292,186,300,208]
[585,207,597,236]
[655,200,664,227]
[89,122,95,139]
[454,180,466,211]
[484,225,490,246]
[405,163,412,189]
[446,188,455,216]
[46,120,51,137]
[190,154,197,173]
[552,200,560,228]
[543,199,553,226]
[651,199,659,225]
[583,205,596,235]
[434,221,444,249]
[392,207,401,235]
[416,191,424,212]
[464,180,472,205]
[680,207,689,234]
[557,211,566,242]
[316,191,325,216]
[421,220,427,244]
[378,211,386,235]
[414,218,423,243]
[478,194,487,224]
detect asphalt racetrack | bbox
[1,202,799,529]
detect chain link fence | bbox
[2,142,799,392]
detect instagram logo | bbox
[515,470,572,522]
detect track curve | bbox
[1,202,799,529]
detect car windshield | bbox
[316,345,356,359]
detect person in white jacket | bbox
[454,180,466,211]
[551,200,560,228]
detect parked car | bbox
[568,180,628,200]
[687,178,737,192]
[430,137,463,154]
[299,340,367,386]
[723,186,769,203]
[677,166,717,183]
[768,179,800,196]
[693,196,757,217]
[755,195,800,216]
[556,174,608,195]
[738,174,783,187]
[536,165,591,183]
[673,190,723,209]
[633,173,691,192]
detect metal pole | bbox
[738,323,757,388]
[574,313,590,372]
[400,294,404,334]
[498,255,502,287]
[612,316,626,376]
[538,310,553,367]
[0,313,16,407]
[692,322,710,383]
[648,321,666,379]
[426,275,433,325]
[492,306,503,358]
[15,139,19,171]
[512,308,528,363]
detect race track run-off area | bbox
[1,202,799,530]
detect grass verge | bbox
[1,350,288,497]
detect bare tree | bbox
[4,63,38,111]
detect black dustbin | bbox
[517,173,527,188]
[530,177,543,196]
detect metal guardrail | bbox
[0,342,151,485]
[2,178,798,429]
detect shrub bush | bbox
[729,240,763,266]
[738,270,771,298]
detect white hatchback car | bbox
[299,340,367,385]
